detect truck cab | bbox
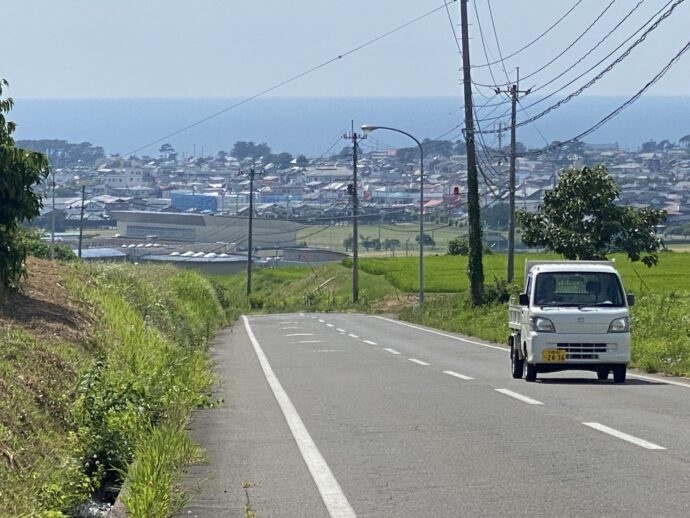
[508,261,634,383]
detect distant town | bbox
[20,136,690,270]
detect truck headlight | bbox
[532,317,555,333]
[608,317,629,333]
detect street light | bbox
[361,124,424,304]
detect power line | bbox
[525,38,690,158]
[474,0,619,88]
[471,0,584,69]
[479,0,686,133]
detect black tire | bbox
[511,346,524,379]
[612,365,627,384]
[524,362,537,382]
[597,369,609,381]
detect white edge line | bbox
[242,316,357,517]
[363,340,378,346]
[383,348,401,355]
[628,373,690,389]
[583,422,666,450]
[443,370,474,380]
[373,315,506,351]
[495,388,543,405]
[408,358,430,366]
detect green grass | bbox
[0,262,226,517]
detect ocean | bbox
[9,96,690,158]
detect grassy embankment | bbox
[215,251,690,377]
[0,259,225,517]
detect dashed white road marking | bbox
[299,340,324,344]
[495,388,543,405]
[285,333,314,337]
[348,333,359,339]
[408,358,430,366]
[336,328,346,333]
[373,316,505,351]
[443,370,474,381]
[363,340,377,346]
[242,316,356,518]
[583,422,666,450]
[383,348,401,355]
[318,319,325,323]
[326,323,335,328]
[278,321,298,325]
[281,327,301,330]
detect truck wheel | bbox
[612,365,626,384]
[511,346,524,379]
[524,363,537,382]
[597,369,609,381]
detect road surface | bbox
[178,312,690,517]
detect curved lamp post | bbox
[361,125,424,304]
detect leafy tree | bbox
[360,235,380,251]
[343,235,353,252]
[516,165,666,267]
[16,139,105,167]
[679,134,690,149]
[483,202,510,230]
[447,237,469,256]
[0,80,51,288]
[231,141,271,161]
[383,238,401,251]
[294,154,309,168]
[415,233,435,247]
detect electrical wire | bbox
[524,38,690,158]
[479,0,686,133]
[471,0,584,69]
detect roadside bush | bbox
[447,237,469,256]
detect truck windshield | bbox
[534,272,625,307]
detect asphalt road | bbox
[178,313,690,518]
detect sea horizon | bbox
[9,95,690,158]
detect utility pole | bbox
[495,68,530,284]
[460,0,484,306]
[50,163,56,261]
[246,162,261,296]
[78,185,86,258]
[344,124,364,303]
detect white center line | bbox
[495,388,543,405]
[348,333,359,339]
[408,358,430,366]
[443,370,474,381]
[242,316,356,517]
[285,333,314,337]
[383,348,401,355]
[363,340,377,346]
[583,422,666,450]
[336,328,346,333]
[326,323,334,328]
[299,340,324,344]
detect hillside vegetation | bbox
[215,251,690,377]
[0,259,225,517]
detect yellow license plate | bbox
[542,349,566,362]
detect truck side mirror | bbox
[519,293,529,306]
[626,293,635,307]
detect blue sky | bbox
[3,0,689,99]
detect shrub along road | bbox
[178,312,690,517]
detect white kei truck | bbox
[508,260,635,383]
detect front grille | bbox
[557,342,607,360]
